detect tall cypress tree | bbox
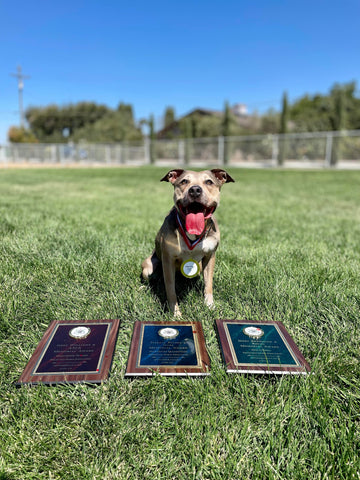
[278,91,289,166]
[222,101,231,136]
[184,118,192,165]
[149,114,155,164]
[164,107,175,128]
[330,89,345,166]
[222,101,231,165]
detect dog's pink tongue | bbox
[185,212,205,235]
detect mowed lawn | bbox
[0,167,359,480]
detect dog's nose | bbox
[189,185,202,198]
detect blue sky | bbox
[1,0,359,142]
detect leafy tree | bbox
[26,102,111,143]
[290,94,333,132]
[260,108,279,134]
[72,111,142,143]
[193,116,222,137]
[24,102,143,143]
[288,81,360,165]
[7,126,38,143]
[178,114,222,138]
[341,82,360,130]
[289,81,360,133]
[117,103,135,125]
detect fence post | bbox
[0,145,6,167]
[122,142,128,164]
[272,135,279,166]
[55,144,60,164]
[144,139,150,164]
[185,138,191,165]
[178,140,185,165]
[218,136,224,165]
[278,134,287,166]
[60,145,66,166]
[325,133,333,168]
[149,139,156,164]
[105,146,111,165]
[50,145,57,164]
[13,146,17,163]
[116,145,121,164]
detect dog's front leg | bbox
[202,253,216,309]
[162,252,181,317]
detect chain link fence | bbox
[1,131,360,168]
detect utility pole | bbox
[10,65,30,127]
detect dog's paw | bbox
[204,293,215,309]
[171,303,182,317]
[141,268,151,281]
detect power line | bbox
[10,65,30,127]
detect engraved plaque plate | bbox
[216,319,310,374]
[125,321,210,376]
[16,319,120,385]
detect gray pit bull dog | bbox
[141,169,234,316]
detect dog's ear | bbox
[210,169,235,185]
[160,169,185,184]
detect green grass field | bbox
[0,167,359,480]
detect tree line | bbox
[7,81,360,143]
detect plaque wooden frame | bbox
[125,321,210,377]
[16,319,120,386]
[216,319,311,375]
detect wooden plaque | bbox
[125,321,210,377]
[216,319,310,375]
[16,319,120,385]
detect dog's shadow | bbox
[141,264,203,313]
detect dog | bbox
[141,168,234,316]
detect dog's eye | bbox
[180,179,189,185]
[205,179,214,185]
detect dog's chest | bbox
[177,232,218,261]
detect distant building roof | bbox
[232,103,248,116]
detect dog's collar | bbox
[176,210,212,251]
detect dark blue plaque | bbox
[125,321,210,376]
[138,324,198,367]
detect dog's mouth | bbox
[178,202,216,235]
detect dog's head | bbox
[161,169,234,235]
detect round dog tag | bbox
[180,259,200,278]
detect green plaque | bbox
[216,320,310,374]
